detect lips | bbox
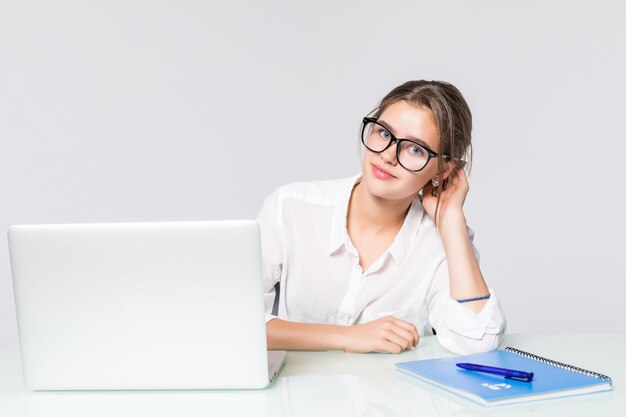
[371,164,396,180]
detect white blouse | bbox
[256,174,506,355]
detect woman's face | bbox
[360,100,441,202]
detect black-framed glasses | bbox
[361,117,450,172]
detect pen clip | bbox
[505,374,534,382]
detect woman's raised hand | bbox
[421,165,469,229]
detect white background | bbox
[1,0,625,348]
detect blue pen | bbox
[456,363,534,382]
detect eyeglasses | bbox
[361,117,450,172]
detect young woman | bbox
[257,80,505,355]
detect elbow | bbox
[435,322,506,355]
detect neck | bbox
[348,181,414,233]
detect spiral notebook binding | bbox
[505,347,612,385]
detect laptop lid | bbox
[8,220,283,390]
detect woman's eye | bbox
[408,146,423,155]
[379,129,391,139]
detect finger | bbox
[453,167,469,189]
[448,165,465,185]
[391,319,419,346]
[377,341,402,354]
[457,166,468,180]
[390,325,417,349]
[449,169,465,187]
[383,329,412,351]
[459,169,469,190]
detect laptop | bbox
[8,220,286,390]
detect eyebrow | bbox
[377,119,436,151]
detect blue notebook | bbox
[396,347,612,406]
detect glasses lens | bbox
[397,141,429,171]
[362,121,392,152]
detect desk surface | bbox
[1,332,624,417]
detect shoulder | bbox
[266,175,358,206]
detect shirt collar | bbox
[327,174,425,262]
[328,174,361,255]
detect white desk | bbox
[1,332,624,416]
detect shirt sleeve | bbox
[256,189,283,323]
[425,230,506,355]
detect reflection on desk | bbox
[1,333,624,417]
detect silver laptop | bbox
[8,220,286,390]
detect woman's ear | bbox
[440,158,465,181]
[440,160,455,182]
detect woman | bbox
[257,80,505,355]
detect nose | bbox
[380,140,398,165]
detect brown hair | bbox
[367,80,473,221]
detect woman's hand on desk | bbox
[266,317,418,353]
[343,316,419,354]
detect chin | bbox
[362,172,418,202]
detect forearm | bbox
[438,212,489,314]
[266,318,347,351]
